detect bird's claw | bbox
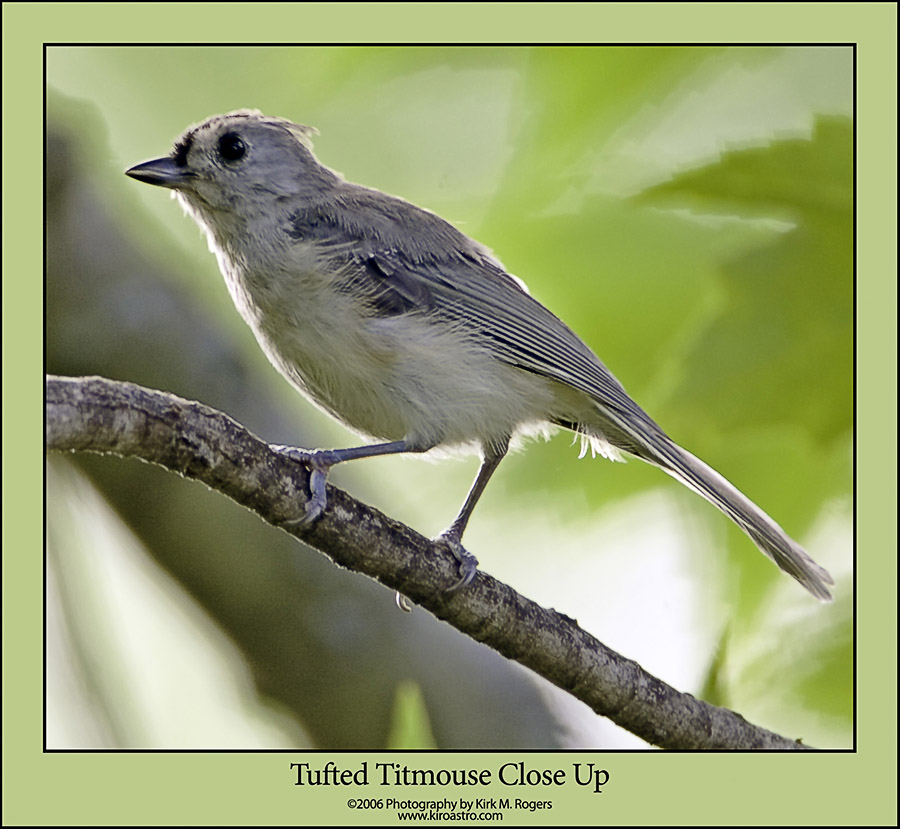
[272,444,331,527]
[436,531,479,592]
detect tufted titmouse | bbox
[126,110,834,601]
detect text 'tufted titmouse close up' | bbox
[126,109,834,602]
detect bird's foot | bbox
[271,445,342,527]
[435,530,479,591]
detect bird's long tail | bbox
[636,433,835,601]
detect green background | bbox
[6,2,897,826]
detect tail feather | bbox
[644,437,834,602]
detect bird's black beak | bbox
[125,157,194,189]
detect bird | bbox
[126,110,835,602]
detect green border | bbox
[6,2,897,826]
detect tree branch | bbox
[45,374,814,750]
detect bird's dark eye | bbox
[218,132,246,162]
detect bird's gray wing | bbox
[362,247,667,440]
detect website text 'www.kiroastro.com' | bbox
[290,760,610,821]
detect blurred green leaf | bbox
[386,681,437,750]
[642,116,852,445]
[696,625,732,709]
[641,115,852,215]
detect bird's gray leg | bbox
[273,440,419,526]
[437,439,509,591]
